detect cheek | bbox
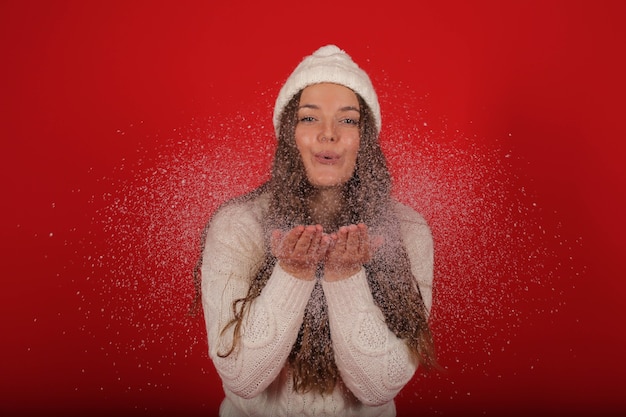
[294,139,313,174]
[294,128,312,152]
[347,137,361,165]
[294,134,307,157]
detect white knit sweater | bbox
[201,191,433,417]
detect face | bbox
[295,83,361,188]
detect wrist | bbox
[323,264,362,282]
[278,261,317,281]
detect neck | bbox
[308,186,343,229]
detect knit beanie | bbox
[273,45,381,137]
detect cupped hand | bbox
[271,224,331,280]
[324,223,384,282]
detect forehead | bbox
[299,83,359,107]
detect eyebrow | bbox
[297,104,360,113]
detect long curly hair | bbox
[192,89,436,394]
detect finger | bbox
[282,225,305,253]
[317,233,332,259]
[305,225,324,258]
[344,224,360,255]
[335,226,349,252]
[293,225,317,255]
[356,223,368,255]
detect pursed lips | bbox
[314,151,341,165]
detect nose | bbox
[318,119,336,142]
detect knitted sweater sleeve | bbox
[321,204,434,406]
[200,201,316,399]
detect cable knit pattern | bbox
[201,192,433,417]
[321,272,415,406]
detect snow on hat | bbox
[273,45,381,137]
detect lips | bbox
[314,151,340,165]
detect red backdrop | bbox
[2,1,625,416]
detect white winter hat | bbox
[273,45,381,137]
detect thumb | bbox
[370,235,385,254]
[270,229,283,256]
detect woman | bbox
[194,45,436,417]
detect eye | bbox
[298,115,316,123]
[341,118,360,125]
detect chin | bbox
[309,178,348,189]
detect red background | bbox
[2,1,625,416]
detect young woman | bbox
[194,45,436,417]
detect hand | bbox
[324,223,384,282]
[271,225,331,280]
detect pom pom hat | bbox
[273,45,381,137]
